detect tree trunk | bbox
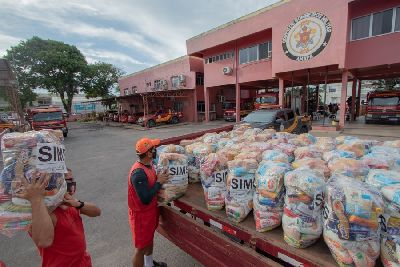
[59,91,69,114]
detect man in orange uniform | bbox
[128,137,169,267]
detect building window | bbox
[372,9,393,36]
[328,88,336,93]
[351,15,371,40]
[124,88,129,95]
[239,41,272,64]
[197,101,205,112]
[395,7,400,31]
[173,102,183,112]
[146,82,152,87]
[154,80,161,90]
[171,76,180,88]
[131,86,137,94]
[38,99,51,106]
[196,72,204,86]
[205,51,234,64]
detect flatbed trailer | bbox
[157,125,338,267]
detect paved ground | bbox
[0,121,232,267]
[0,120,399,266]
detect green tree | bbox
[371,78,400,91]
[81,62,124,98]
[5,36,87,114]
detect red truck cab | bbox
[365,91,400,124]
[223,100,254,121]
[254,92,279,110]
[27,106,68,137]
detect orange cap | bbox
[136,137,160,155]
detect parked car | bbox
[242,108,311,133]
[137,109,183,127]
[128,112,144,124]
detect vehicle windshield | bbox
[223,102,235,109]
[256,96,277,104]
[369,97,400,106]
[243,112,275,123]
[33,112,63,122]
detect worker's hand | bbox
[15,175,50,203]
[157,169,169,185]
[62,193,80,208]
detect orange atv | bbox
[138,109,183,128]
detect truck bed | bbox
[159,183,338,267]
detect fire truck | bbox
[254,92,279,110]
[26,106,69,137]
[365,91,400,124]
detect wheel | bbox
[147,120,156,128]
[171,116,179,124]
[300,126,308,134]
[63,132,68,137]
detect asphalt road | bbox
[0,122,231,267]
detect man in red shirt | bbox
[128,137,169,267]
[17,169,101,267]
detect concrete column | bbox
[279,78,284,107]
[356,80,362,117]
[351,78,357,122]
[193,89,198,122]
[235,83,241,123]
[339,70,349,128]
[204,87,210,122]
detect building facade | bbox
[118,56,204,122]
[186,0,400,127]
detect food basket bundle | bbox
[272,143,297,162]
[184,142,204,183]
[282,168,325,248]
[322,150,356,162]
[235,151,262,163]
[365,170,400,189]
[216,147,240,162]
[336,143,367,158]
[292,158,330,179]
[328,158,370,181]
[225,159,258,223]
[200,153,228,210]
[230,124,252,138]
[157,153,188,203]
[288,133,317,147]
[324,175,384,267]
[294,146,323,160]
[273,132,297,140]
[155,145,185,164]
[383,140,400,148]
[314,137,337,152]
[261,150,290,163]
[0,130,67,237]
[362,153,400,170]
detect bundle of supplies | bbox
[225,159,258,223]
[0,130,67,237]
[254,161,291,231]
[200,153,228,210]
[261,150,290,163]
[292,158,330,179]
[157,153,188,203]
[328,158,370,181]
[288,133,317,147]
[282,168,325,248]
[314,137,337,152]
[294,146,323,160]
[322,150,356,162]
[324,175,384,267]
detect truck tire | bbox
[148,120,156,128]
[171,116,179,124]
[63,132,68,137]
[300,126,308,133]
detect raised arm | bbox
[63,193,101,217]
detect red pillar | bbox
[235,83,241,123]
[339,70,349,128]
[204,87,210,122]
[193,89,198,122]
[356,80,362,117]
[351,78,357,122]
[279,78,284,108]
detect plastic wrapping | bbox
[366,170,400,189]
[274,132,297,140]
[157,153,188,203]
[292,158,330,179]
[225,159,258,223]
[155,145,185,165]
[323,175,384,267]
[288,133,317,147]
[383,140,400,148]
[315,137,337,152]
[235,151,262,163]
[261,150,290,163]
[294,146,323,160]
[272,143,297,162]
[200,153,228,210]
[328,158,370,181]
[282,168,325,248]
[254,161,291,231]
[248,142,273,153]
[185,142,207,183]
[336,143,367,158]
[0,130,67,237]
[216,147,240,162]
[362,153,400,170]
[230,124,252,138]
[322,150,356,162]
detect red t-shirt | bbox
[36,207,92,267]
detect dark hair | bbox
[138,152,148,160]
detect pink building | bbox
[187,0,400,127]
[118,56,204,122]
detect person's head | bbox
[65,168,76,195]
[136,137,160,163]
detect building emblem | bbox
[282,12,332,61]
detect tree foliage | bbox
[5,36,123,114]
[371,78,400,91]
[81,62,123,98]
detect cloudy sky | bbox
[0,0,280,75]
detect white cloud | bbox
[0,33,22,57]
[79,47,150,66]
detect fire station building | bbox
[120,0,400,128]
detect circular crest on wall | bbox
[282,12,332,61]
